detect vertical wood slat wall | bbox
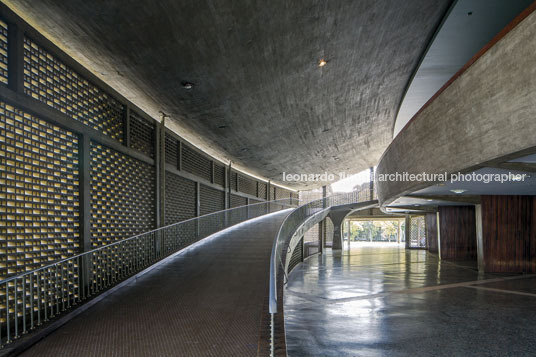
[0,8,296,281]
[438,206,477,263]
[481,195,536,273]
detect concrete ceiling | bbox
[4,0,451,188]
[393,0,533,137]
[382,151,536,212]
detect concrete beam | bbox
[376,8,536,205]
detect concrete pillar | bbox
[475,204,484,272]
[7,22,24,93]
[195,181,200,237]
[329,210,350,250]
[346,220,351,249]
[405,215,411,249]
[124,106,131,148]
[436,212,441,260]
[227,163,232,209]
[319,220,324,253]
[397,220,401,244]
[157,116,166,228]
[78,134,92,291]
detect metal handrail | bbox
[268,190,372,314]
[0,198,298,346]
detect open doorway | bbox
[342,218,406,249]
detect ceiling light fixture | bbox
[318,59,327,67]
[450,189,468,194]
[181,81,194,89]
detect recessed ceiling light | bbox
[426,199,433,202]
[319,59,327,67]
[181,81,194,89]
[450,189,467,194]
[413,204,419,207]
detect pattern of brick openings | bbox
[90,142,155,247]
[165,171,196,225]
[230,194,247,208]
[258,182,267,199]
[23,36,124,142]
[238,174,256,196]
[200,185,225,215]
[0,101,79,278]
[164,133,179,167]
[182,144,211,182]
[129,111,154,158]
[0,19,7,84]
[213,163,225,187]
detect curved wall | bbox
[376,5,536,205]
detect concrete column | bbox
[319,220,324,253]
[436,212,441,260]
[227,163,232,209]
[195,181,200,238]
[79,134,91,252]
[124,106,131,148]
[7,22,24,93]
[329,210,350,250]
[346,220,351,249]
[177,140,182,171]
[210,160,215,184]
[397,220,401,244]
[157,117,166,228]
[224,166,229,209]
[475,204,484,272]
[78,134,91,291]
[405,215,411,249]
[322,185,327,208]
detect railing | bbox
[0,198,298,348]
[269,190,370,313]
[266,190,373,355]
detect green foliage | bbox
[349,220,401,242]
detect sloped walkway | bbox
[22,210,291,357]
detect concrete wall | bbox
[376,7,536,205]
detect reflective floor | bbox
[22,210,291,356]
[284,243,536,356]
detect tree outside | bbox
[348,220,404,242]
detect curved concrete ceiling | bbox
[393,0,533,137]
[4,0,451,188]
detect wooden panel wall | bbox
[439,206,476,263]
[425,213,438,253]
[481,195,536,273]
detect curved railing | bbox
[266,190,374,355]
[0,198,297,348]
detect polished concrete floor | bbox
[284,243,536,356]
[21,210,291,356]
